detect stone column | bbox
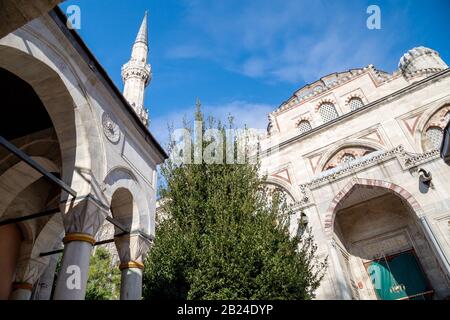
[420,216,450,278]
[53,196,108,300]
[328,240,352,300]
[9,283,33,300]
[114,232,152,300]
[34,252,60,300]
[9,242,48,300]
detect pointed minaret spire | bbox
[122,11,152,126]
[135,11,148,44]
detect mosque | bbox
[1,1,449,300]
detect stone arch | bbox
[0,175,65,295]
[0,157,60,219]
[0,223,23,299]
[31,213,64,260]
[265,176,300,203]
[296,119,313,134]
[103,167,151,234]
[318,141,383,172]
[315,97,337,111]
[0,138,60,173]
[0,30,103,201]
[323,178,423,239]
[110,188,137,235]
[344,92,366,106]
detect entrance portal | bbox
[330,182,449,299]
[365,249,433,300]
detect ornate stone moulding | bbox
[296,145,440,208]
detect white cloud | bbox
[165,44,207,59]
[166,0,406,84]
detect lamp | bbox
[418,168,432,187]
[297,212,309,236]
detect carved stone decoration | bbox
[114,232,153,264]
[14,257,49,285]
[102,112,121,144]
[304,145,440,190]
[60,196,109,236]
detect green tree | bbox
[85,247,121,300]
[143,104,326,300]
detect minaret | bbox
[122,11,152,126]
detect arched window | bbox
[341,153,356,163]
[426,126,443,150]
[319,102,338,123]
[297,120,312,134]
[323,146,376,171]
[348,97,364,111]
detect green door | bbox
[367,251,431,300]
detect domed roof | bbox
[398,46,439,71]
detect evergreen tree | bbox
[143,104,326,300]
[85,247,121,300]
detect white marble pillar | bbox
[9,283,33,300]
[9,246,48,300]
[328,240,352,300]
[119,264,144,300]
[34,252,60,300]
[53,197,108,300]
[419,216,450,278]
[115,233,152,300]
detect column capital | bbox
[14,257,49,287]
[114,232,152,265]
[60,195,109,236]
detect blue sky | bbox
[60,0,450,145]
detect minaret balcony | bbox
[121,63,152,84]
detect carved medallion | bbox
[102,112,121,144]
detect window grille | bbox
[319,102,339,123]
[349,97,364,111]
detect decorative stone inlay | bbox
[271,168,291,184]
[102,112,121,144]
[402,113,423,135]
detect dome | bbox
[398,46,447,76]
